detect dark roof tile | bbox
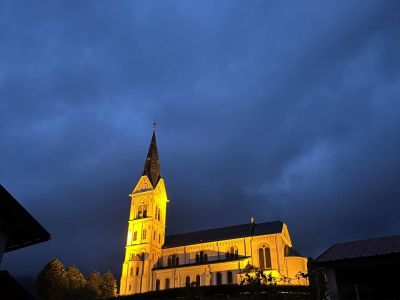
[0,184,51,252]
[315,234,400,263]
[163,221,283,249]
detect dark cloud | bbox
[1,0,400,282]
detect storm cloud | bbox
[1,0,400,281]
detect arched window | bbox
[153,206,161,221]
[226,246,238,260]
[137,204,148,218]
[130,267,133,276]
[185,276,190,287]
[156,279,160,291]
[265,247,272,269]
[168,254,179,267]
[136,267,139,276]
[133,231,137,241]
[165,278,170,289]
[196,275,200,286]
[227,271,233,284]
[216,272,222,285]
[259,248,265,268]
[142,229,147,240]
[258,245,272,269]
[196,251,207,263]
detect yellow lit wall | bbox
[119,176,168,295]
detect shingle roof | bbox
[142,130,161,188]
[315,234,400,263]
[0,184,51,252]
[287,247,303,257]
[163,221,283,249]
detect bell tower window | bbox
[137,204,148,218]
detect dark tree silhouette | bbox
[36,259,69,300]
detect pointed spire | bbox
[142,123,161,187]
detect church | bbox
[119,127,308,295]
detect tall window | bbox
[130,267,133,276]
[155,206,161,221]
[136,267,139,276]
[216,272,222,285]
[265,247,272,269]
[142,229,147,239]
[227,271,233,284]
[185,276,190,287]
[258,245,272,269]
[156,279,160,291]
[195,275,200,286]
[133,231,137,241]
[165,278,170,289]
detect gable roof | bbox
[163,221,283,249]
[315,234,400,263]
[0,184,51,252]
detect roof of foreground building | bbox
[315,234,400,263]
[0,184,51,252]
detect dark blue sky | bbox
[1,1,400,282]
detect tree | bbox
[66,265,86,299]
[36,259,69,300]
[66,265,86,289]
[85,271,102,299]
[100,271,117,298]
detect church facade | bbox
[119,129,308,295]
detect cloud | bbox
[1,0,400,280]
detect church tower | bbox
[119,125,168,295]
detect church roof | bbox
[163,221,283,249]
[142,129,161,188]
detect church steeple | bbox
[142,122,161,188]
[120,122,168,295]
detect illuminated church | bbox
[119,127,308,295]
